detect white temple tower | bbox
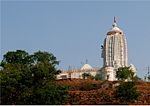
[101,17,128,81]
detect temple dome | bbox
[107,25,123,35]
[81,64,93,70]
[107,17,123,35]
[111,26,122,32]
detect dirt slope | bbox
[57,79,150,105]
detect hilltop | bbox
[57,79,150,105]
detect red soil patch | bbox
[57,79,150,105]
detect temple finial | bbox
[114,16,116,23]
[113,16,117,27]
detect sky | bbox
[1,0,150,79]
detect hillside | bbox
[57,79,150,105]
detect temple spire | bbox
[114,16,116,23]
[113,16,117,27]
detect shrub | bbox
[82,73,94,80]
[94,74,102,80]
[115,82,139,103]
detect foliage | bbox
[115,82,139,103]
[148,75,150,81]
[0,50,68,105]
[0,50,33,67]
[146,70,150,81]
[82,73,94,79]
[94,74,102,80]
[31,82,69,104]
[116,67,135,81]
[31,51,59,66]
[0,66,33,104]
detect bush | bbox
[82,73,94,80]
[115,82,139,103]
[94,74,102,80]
[32,82,69,104]
[116,67,135,81]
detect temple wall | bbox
[57,69,101,79]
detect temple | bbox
[57,17,136,81]
[101,17,135,81]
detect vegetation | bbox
[82,73,94,79]
[115,67,140,103]
[0,50,146,105]
[116,67,135,81]
[94,74,102,80]
[144,70,150,81]
[115,81,139,103]
[0,50,68,105]
[148,75,150,81]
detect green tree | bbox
[94,74,102,80]
[0,50,68,105]
[32,81,68,104]
[116,67,135,81]
[82,73,94,79]
[31,51,59,66]
[148,75,150,81]
[0,50,33,67]
[0,64,33,104]
[31,51,60,83]
[115,82,139,103]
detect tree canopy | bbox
[1,50,32,67]
[82,73,94,79]
[0,50,68,105]
[94,74,102,80]
[31,51,59,66]
[116,67,135,81]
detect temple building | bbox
[57,17,136,81]
[101,17,136,81]
[57,64,100,79]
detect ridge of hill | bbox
[57,79,150,105]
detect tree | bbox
[94,74,102,80]
[82,73,94,79]
[148,75,150,81]
[116,67,135,81]
[144,69,150,81]
[0,65,33,104]
[31,51,59,66]
[0,50,33,67]
[32,81,68,104]
[0,50,68,105]
[31,51,61,83]
[115,82,139,103]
